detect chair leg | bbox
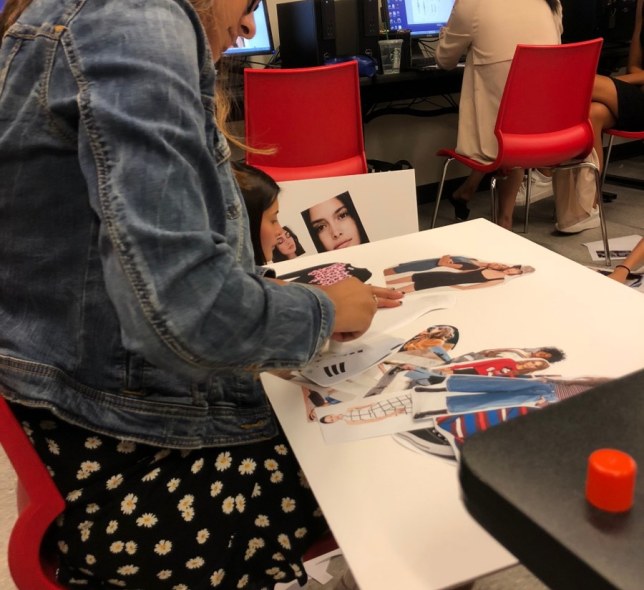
[431,158,454,229]
[490,176,497,224]
[600,135,617,203]
[524,169,533,234]
[592,166,611,266]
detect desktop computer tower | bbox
[334,0,380,58]
[277,0,336,68]
[278,0,380,67]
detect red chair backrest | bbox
[244,61,367,180]
[0,397,66,590]
[494,38,603,169]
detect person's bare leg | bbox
[453,170,485,202]
[590,75,619,172]
[495,168,524,230]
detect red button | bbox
[586,449,637,513]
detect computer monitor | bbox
[385,0,455,38]
[224,0,275,58]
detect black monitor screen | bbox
[224,1,275,57]
[386,0,455,38]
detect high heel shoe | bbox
[448,196,470,221]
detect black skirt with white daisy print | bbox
[11,403,328,590]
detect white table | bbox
[262,219,644,590]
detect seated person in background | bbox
[435,0,562,229]
[232,161,283,265]
[608,237,644,282]
[590,0,644,174]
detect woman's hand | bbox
[319,277,378,342]
[370,285,404,308]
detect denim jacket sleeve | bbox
[65,0,333,379]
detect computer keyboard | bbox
[411,55,437,69]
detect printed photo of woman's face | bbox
[303,193,369,253]
[276,229,297,258]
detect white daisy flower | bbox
[251,483,262,498]
[125,541,138,555]
[281,497,296,513]
[274,444,288,455]
[154,540,173,555]
[84,437,102,449]
[177,494,194,511]
[272,552,285,561]
[235,494,246,513]
[78,520,93,542]
[249,537,265,550]
[181,507,195,522]
[196,529,210,544]
[141,467,160,482]
[270,471,284,484]
[106,520,118,534]
[66,489,83,502]
[173,584,188,590]
[85,554,96,565]
[273,570,287,580]
[265,567,281,575]
[255,515,269,527]
[244,547,256,561]
[110,541,124,554]
[106,474,124,490]
[264,458,278,471]
[46,439,60,455]
[76,460,101,480]
[116,440,136,454]
[222,496,235,514]
[121,493,138,515]
[238,458,256,475]
[67,577,89,585]
[299,471,311,489]
[186,556,205,569]
[107,580,126,588]
[210,568,225,587]
[157,570,172,580]
[167,478,181,493]
[153,449,171,462]
[86,503,100,514]
[237,573,249,588]
[58,540,69,554]
[313,507,324,518]
[210,481,223,497]
[294,527,307,539]
[277,534,291,550]
[215,451,232,471]
[116,564,139,576]
[191,458,204,473]
[136,513,158,528]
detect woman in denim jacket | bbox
[0,0,384,587]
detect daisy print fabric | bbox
[11,404,327,590]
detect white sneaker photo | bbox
[516,169,553,206]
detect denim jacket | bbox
[0,0,334,448]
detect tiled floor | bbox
[1,172,642,590]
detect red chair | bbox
[244,61,368,181]
[0,397,66,590]
[431,39,611,264]
[600,128,644,191]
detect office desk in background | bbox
[262,219,644,590]
[461,368,644,590]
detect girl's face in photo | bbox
[308,197,361,251]
[276,229,297,258]
[260,198,282,263]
